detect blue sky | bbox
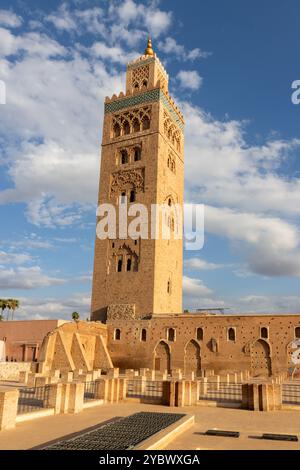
[0,0,300,319]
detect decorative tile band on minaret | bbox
[104,88,185,130]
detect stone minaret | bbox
[91,39,184,322]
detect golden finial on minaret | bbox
[144,36,154,56]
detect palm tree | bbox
[9,299,19,321]
[0,300,7,320]
[72,311,80,322]
[5,300,12,321]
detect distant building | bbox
[0,320,68,362]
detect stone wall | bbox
[0,362,31,381]
[106,313,300,377]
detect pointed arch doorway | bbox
[184,340,201,377]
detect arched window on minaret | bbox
[120,149,128,164]
[132,118,140,133]
[113,123,121,138]
[134,147,141,161]
[129,190,136,203]
[123,120,130,135]
[117,256,123,272]
[142,115,150,131]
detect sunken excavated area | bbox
[42,412,186,450]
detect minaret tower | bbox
[91,38,184,322]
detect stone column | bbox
[60,383,71,414]
[35,376,49,387]
[95,378,109,401]
[208,375,220,391]
[242,383,260,410]
[113,379,120,402]
[190,380,198,405]
[118,378,127,401]
[68,382,84,414]
[108,368,119,378]
[162,381,171,406]
[176,381,185,407]
[169,381,176,407]
[0,387,19,430]
[19,371,29,384]
[198,377,208,396]
[48,383,63,414]
[260,383,282,411]
[92,369,101,380]
[61,371,74,383]
[107,379,115,403]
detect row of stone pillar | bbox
[0,377,126,431]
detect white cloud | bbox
[184,258,224,270]
[182,101,300,216]
[91,41,138,64]
[46,3,77,31]
[236,295,300,314]
[158,37,210,61]
[177,70,202,90]
[205,205,300,277]
[0,266,66,289]
[115,0,172,37]
[183,275,213,296]
[144,9,172,38]
[183,275,225,310]
[0,251,32,265]
[14,293,91,320]
[0,27,67,58]
[0,9,22,28]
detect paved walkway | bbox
[0,403,300,450]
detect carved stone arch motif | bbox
[163,111,181,152]
[112,243,139,273]
[111,106,151,138]
[110,168,145,196]
[131,64,150,91]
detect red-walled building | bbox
[0,320,68,362]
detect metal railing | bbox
[83,380,98,401]
[282,384,300,405]
[199,382,243,403]
[126,379,164,402]
[17,386,51,414]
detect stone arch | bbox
[153,340,171,373]
[184,340,201,377]
[251,339,272,377]
[142,115,150,130]
[132,118,140,133]
[113,122,121,138]
[123,120,130,135]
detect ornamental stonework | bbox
[132,65,150,90]
[163,110,181,152]
[107,304,137,320]
[110,168,145,195]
